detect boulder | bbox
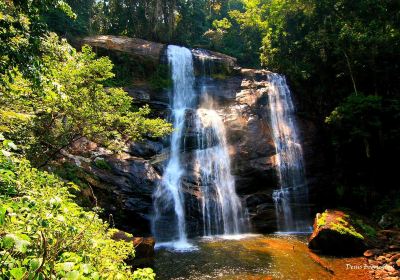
[364,249,383,257]
[130,237,156,268]
[308,210,366,255]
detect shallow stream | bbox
[154,234,371,280]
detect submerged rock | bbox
[308,210,366,255]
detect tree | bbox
[0,1,172,167]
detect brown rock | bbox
[390,245,400,251]
[378,256,389,262]
[375,270,388,279]
[385,265,396,272]
[364,249,382,257]
[81,35,165,63]
[132,237,155,258]
[389,271,400,277]
[110,230,155,268]
[369,259,380,265]
[79,35,237,72]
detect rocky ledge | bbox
[77,35,237,73]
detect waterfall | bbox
[152,45,196,250]
[268,73,311,232]
[153,46,248,250]
[195,51,248,236]
[195,109,248,236]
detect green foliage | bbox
[149,64,172,91]
[325,94,382,157]
[52,162,89,189]
[355,219,376,238]
[93,158,112,171]
[316,211,327,228]
[330,217,364,240]
[102,53,136,87]
[0,140,154,279]
[0,0,75,80]
[0,33,172,167]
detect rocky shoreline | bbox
[364,230,400,280]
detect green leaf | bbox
[7,141,17,150]
[2,234,16,249]
[1,150,11,157]
[81,263,91,274]
[65,270,80,280]
[0,206,6,225]
[10,267,27,280]
[55,262,74,272]
[14,238,30,253]
[90,272,100,280]
[29,258,41,271]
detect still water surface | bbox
[154,234,371,280]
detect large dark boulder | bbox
[308,210,367,255]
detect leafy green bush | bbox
[93,158,112,171]
[0,139,155,280]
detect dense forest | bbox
[1,0,400,279]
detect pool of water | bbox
[154,234,371,280]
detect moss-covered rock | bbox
[308,209,367,256]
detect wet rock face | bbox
[218,70,279,232]
[62,70,286,235]
[62,138,164,236]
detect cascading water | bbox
[195,51,249,236]
[152,45,196,250]
[153,47,248,249]
[195,109,248,236]
[268,73,311,232]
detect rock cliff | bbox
[61,35,323,236]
